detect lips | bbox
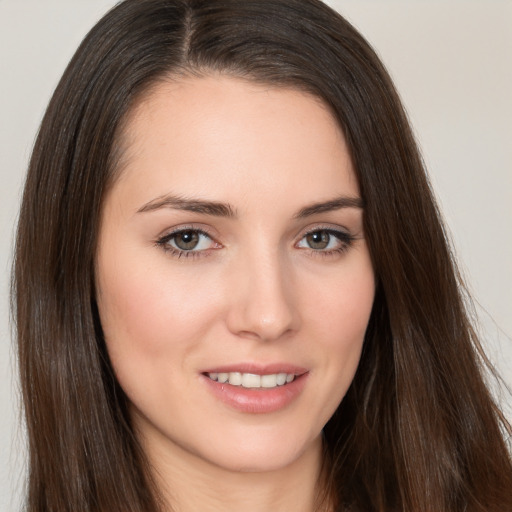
[206,371,296,388]
[200,363,309,413]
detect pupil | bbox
[307,231,329,249]
[175,231,199,250]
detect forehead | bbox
[111,75,358,211]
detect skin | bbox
[96,75,375,512]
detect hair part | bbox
[13,1,512,511]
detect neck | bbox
[144,433,330,512]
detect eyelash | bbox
[155,226,356,260]
[156,227,218,260]
[298,226,356,258]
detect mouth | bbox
[201,367,309,413]
[205,371,297,389]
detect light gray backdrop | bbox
[1,1,511,510]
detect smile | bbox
[206,372,296,389]
[202,368,309,413]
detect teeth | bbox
[242,373,260,388]
[276,373,287,386]
[207,372,296,389]
[261,374,277,388]
[228,372,242,386]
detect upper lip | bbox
[201,363,308,376]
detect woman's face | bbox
[96,76,375,474]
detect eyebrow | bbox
[294,196,363,218]
[137,194,237,217]
[136,193,363,218]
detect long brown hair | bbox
[13,1,512,511]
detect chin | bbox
[193,428,322,474]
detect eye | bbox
[171,230,206,251]
[296,228,354,254]
[157,228,219,256]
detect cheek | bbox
[96,252,222,363]
[304,255,375,344]
[301,252,374,394]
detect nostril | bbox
[223,261,300,340]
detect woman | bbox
[13,0,512,511]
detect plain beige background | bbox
[1,1,511,510]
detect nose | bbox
[225,249,300,342]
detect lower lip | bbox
[201,373,308,414]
